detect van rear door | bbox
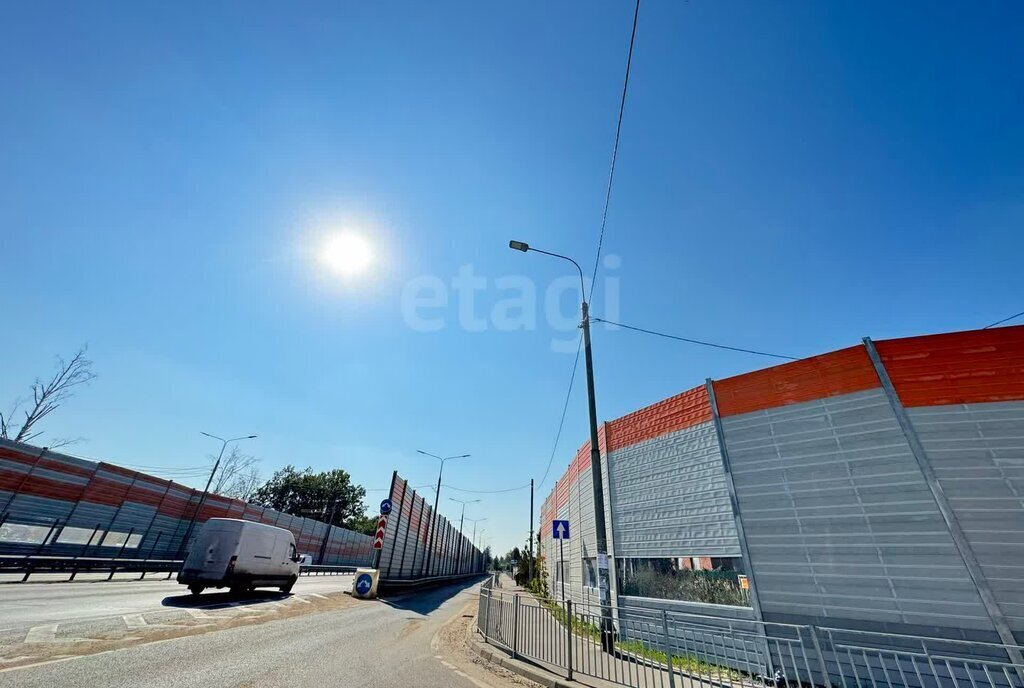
[191,522,237,575]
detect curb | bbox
[466,627,576,688]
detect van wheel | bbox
[280,577,296,594]
[188,585,204,596]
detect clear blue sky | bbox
[2,2,1022,556]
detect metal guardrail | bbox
[298,564,356,576]
[0,555,358,583]
[478,587,1024,688]
[0,554,183,582]
[377,571,484,595]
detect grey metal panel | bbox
[617,595,763,676]
[721,387,996,632]
[908,400,1024,635]
[109,502,157,532]
[608,420,741,558]
[2,493,77,524]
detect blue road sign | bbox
[379,498,393,515]
[355,573,373,595]
[552,519,570,540]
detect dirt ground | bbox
[431,597,541,688]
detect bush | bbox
[621,566,749,607]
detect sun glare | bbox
[319,232,373,277]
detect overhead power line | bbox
[592,317,799,361]
[537,334,583,492]
[589,0,641,299]
[984,310,1024,329]
[442,483,532,495]
[533,2,640,500]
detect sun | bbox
[319,232,373,277]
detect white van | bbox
[179,518,301,595]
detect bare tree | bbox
[223,465,262,501]
[1,347,96,447]
[209,445,260,497]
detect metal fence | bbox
[477,586,1024,688]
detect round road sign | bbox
[379,498,393,515]
[355,573,373,595]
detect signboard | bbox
[379,498,393,515]
[372,514,388,550]
[738,575,749,591]
[355,573,373,595]
[552,519,570,540]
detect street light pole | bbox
[468,517,487,549]
[178,432,257,557]
[418,450,470,576]
[467,516,487,574]
[449,497,480,538]
[450,497,479,574]
[509,239,615,652]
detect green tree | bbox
[250,465,369,531]
[347,513,378,537]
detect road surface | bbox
[0,578,501,688]
[0,574,355,630]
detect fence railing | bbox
[477,587,1024,688]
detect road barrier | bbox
[1,554,357,583]
[376,571,483,595]
[0,438,375,567]
[0,554,182,582]
[375,471,487,584]
[478,585,1024,688]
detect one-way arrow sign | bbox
[552,519,570,540]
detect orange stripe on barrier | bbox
[875,325,1024,407]
[606,384,711,451]
[713,345,879,417]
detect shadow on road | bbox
[377,577,481,615]
[161,590,292,609]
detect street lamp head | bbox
[508,240,529,252]
[247,435,258,439]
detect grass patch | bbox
[524,588,761,686]
[616,638,758,684]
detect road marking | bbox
[123,614,148,629]
[24,625,58,643]
[307,593,329,599]
[292,596,312,604]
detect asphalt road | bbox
[0,579,491,688]
[0,574,357,630]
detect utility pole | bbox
[528,478,534,585]
[580,299,615,651]
[509,240,615,652]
